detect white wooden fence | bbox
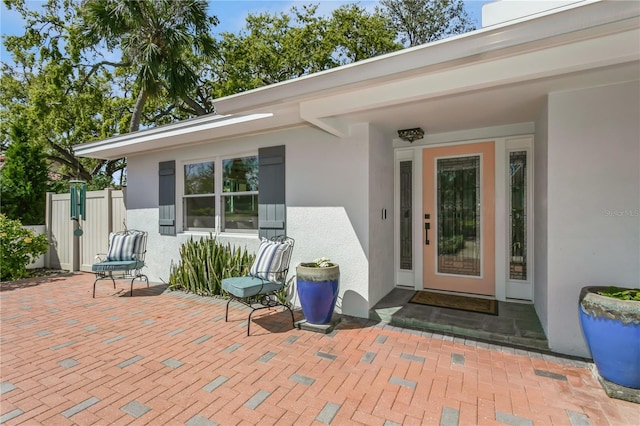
[45,188,127,272]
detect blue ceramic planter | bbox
[579,286,640,389]
[297,263,340,325]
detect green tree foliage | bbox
[327,4,401,63]
[211,4,401,97]
[0,122,49,224]
[379,0,476,47]
[1,0,218,185]
[2,0,475,191]
[80,0,219,131]
[1,0,129,183]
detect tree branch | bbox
[46,139,92,181]
[181,95,207,116]
[91,160,107,176]
[70,60,131,94]
[145,103,176,122]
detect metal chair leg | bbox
[93,275,115,298]
[129,273,149,296]
[225,299,233,322]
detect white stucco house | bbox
[74,0,640,358]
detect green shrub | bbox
[168,235,254,296]
[0,214,49,281]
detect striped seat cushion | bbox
[106,233,139,261]
[249,238,293,283]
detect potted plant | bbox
[579,286,640,390]
[296,257,340,325]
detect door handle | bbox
[425,222,430,245]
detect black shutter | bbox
[159,160,176,235]
[258,145,286,239]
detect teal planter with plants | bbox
[579,286,640,389]
[297,257,340,325]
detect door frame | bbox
[393,135,534,302]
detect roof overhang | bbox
[74,113,277,159]
[74,0,640,159]
[212,0,639,114]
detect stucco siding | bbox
[368,125,395,308]
[534,99,549,338]
[125,124,375,318]
[546,81,640,357]
[287,123,372,317]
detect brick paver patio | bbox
[0,273,637,425]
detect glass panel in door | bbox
[437,156,481,277]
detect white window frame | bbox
[179,151,259,236]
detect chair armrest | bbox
[132,252,146,261]
[95,253,108,262]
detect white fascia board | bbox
[74,113,272,159]
[214,1,639,115]
[300,27,640,120]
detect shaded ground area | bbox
[371,288,549,352]
[0,270,73,292]
[0,273,637,425]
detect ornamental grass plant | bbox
[168,235,254,296]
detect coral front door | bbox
[423,142,495,296]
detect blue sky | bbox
[1,1,491,63]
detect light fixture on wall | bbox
[397,127,424,143]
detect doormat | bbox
[410,291,498,315]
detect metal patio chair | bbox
[91,229,149,297]
[222,236,295,335]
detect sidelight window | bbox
[509,151,527,280]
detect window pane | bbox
[509,151,527,280]
[184,161,214,195]
[437,156,481,277]
[185,197,215,229]
[400,161,412,270]
[223,156,258,193]
[222,195,258,230]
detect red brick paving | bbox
[0,273,637,425]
